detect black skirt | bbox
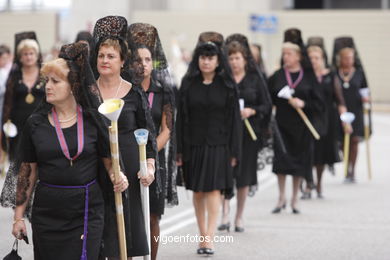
[184,144,233,192]
[235,129,261,188]
[314,106,342,165]
[149,150,166,216]
[32,182,104,260]
[272,122,313,178]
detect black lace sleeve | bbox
[332,71,346,107]
[161,83,178,206]
[1,115,39,219]
[133,85,161,194]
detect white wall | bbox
[59,0,131,43]
[0,12,57,54]
[167,0,271,11]
[132,10,390,103]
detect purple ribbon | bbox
[148,92,154,108]
[52,105,84,166]
[40,179,97,260]
[284,67,304,89]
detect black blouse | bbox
[237,72,272,135]
[22,112,109,186]
[268,68,325,134]
[177,74,242,161]
[116,86,155,159]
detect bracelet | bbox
[13,218,25,225]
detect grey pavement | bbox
[1,112,390,260]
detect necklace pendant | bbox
[70,160,73,166]
[25,93,35,104]
[343,82,350,89]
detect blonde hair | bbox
[307,46,326,69]
[100,38,127,61]
[307,45,323,56]
[17,39,39,56]
[41,58,69,80]
[282,42,301,53]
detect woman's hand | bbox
[241,108,255,119]
[338,105,347,115]
[231,157,237,167]
[138,163,155,187]
[288,97,305,109]
[12,219,27,240]
[176,154,183,166]
[110,171,129,192]
[362,96,370,103]
[343,123,353,135]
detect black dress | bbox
[2,70,45,160]
[337,67,367,137]
[314,72,342,165]
[103,86,155,257]
[177,75,241,193]
[21,112,107,260]
[146,79,171,216]
[268,69,324,177]
[235,72,271,188]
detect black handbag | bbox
[3,239,22,260]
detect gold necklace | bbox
[339,68,355,89]
[25,91,35,104]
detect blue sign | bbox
[250,14,278,34]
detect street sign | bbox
[250,14,278,34]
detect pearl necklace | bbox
[58,113,77,123]
[97,77,123,98]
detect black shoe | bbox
[204,248,214,255]
[317,193,324,199]
[300,191,312,200]
[235,226,244,232]
[344,177,354,184]
[217,222,230,232]
[328,165,335,176]
[292,208,300,214]
[197,248,206,255]
[271,203,286,214]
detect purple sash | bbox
[40,179,97,260]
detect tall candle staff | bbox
[359,88,372,180]
[239,99,257,141]
[134,128,151,260]
[277,86,320,140]
[340,112,355,178]
[98,98,127,260]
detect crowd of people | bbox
[0,15,371,259]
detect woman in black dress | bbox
[127,22,177,260]
[1,32,45,163]
[2,42,128,260]
[268,28,324,213]
[218,34,271,232]
[91,16,157,259]
[250,43,267,78]
[332,37,370,183]
[307,38,347,198]
[176,35,241,254]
